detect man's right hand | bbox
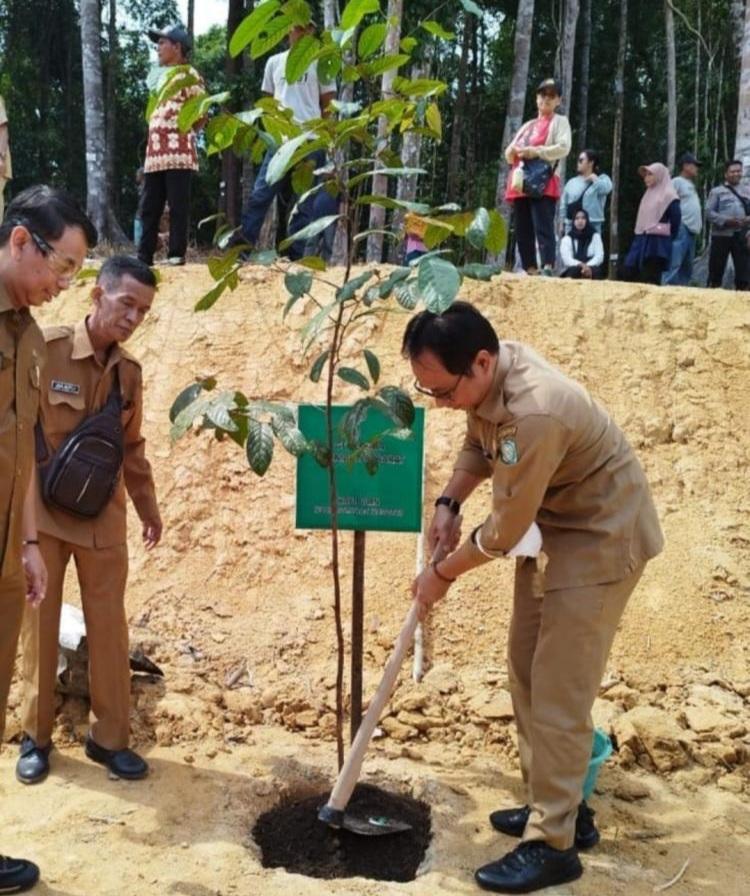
[427,505,462,554]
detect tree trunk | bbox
[493,0,535,263]
[322,0,337,29]
[734,0,750,166]
[222,0,246,228]
[105,0,118,217]
[554,0,579,187]
[187,0,195,45]
[446,15,473,201]
[609,0,628,278]
[80,0,114,240]
[366,0,403,262]
[665,0,676,171]
[577,0,591,146]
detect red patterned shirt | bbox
[144,65,205,173]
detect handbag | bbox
[36,369,124,519]
[522,158,555,199]
[645,222,671,237]
[566,182,592,221]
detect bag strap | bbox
[102,364,123,415]
[725,183,750,215]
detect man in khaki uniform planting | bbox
[1,184,97,893]
[404,302,663,894]
[18,255,161,785]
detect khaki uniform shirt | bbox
[36,320,159,548]
[0,283,45,577]
[455,342,664,590]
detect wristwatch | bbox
[434,496,460,515]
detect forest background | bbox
[0,0,748,264]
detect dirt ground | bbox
[2,265,748,895]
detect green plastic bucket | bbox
[583,728,612,800]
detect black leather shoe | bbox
[0,854,40,892]
[84,736,149,780]
[489,801,600,850]
[475,841,583,893]
[16,736,52,785]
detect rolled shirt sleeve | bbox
[478,415,570,554]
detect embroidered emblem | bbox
[51,380,81,395]
[499,436,519,465]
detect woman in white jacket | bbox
[560,210,604,279]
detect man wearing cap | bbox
[706,159,750,290]
[138,24,205,267]
[1,184,97,893]
[0,94,11,221]
[235,19,336,260]
[404,302,663,893]
[16,254,161,787]
[662,152,702,286]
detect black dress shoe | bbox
[475,841,583,893]
[84,736,149,780]
[489,801,600,850]
[0,854,40,892]
[16,736,52,785]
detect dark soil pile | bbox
[252,783,431,881]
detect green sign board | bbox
[295,404,424,533]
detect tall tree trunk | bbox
[80,0,111,239]
[366,0,403,262]
[105,0,118,217]
[609,0,628,278]
[493,0,535,263]
[222,0,245,227]
[555,0,579,187]
[577,0,591,147]
[446,15,473,201]
[665,0,676,171]
[187,0,195,45]
[734,0,750,166]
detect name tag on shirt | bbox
[51,380,81,395]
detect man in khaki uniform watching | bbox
[17,255,161,786]
[0,94,10,220]
[404,302,663,894]
[1,184,96,893]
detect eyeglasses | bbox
[578,156,588,162]
[29,229,81,281]
[413,373,463,401]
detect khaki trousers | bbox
[0,572,26,742]
[21,533,131,750]
[508,558,645,850]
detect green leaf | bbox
[363,349,380,384]
[282,0,313,27]
[363,54,411,78]
[247,248,279,265]
[246,418,274,475]
[285,33,321,82]
[250,14,293,59]
[340,0,380,31]
[266,132,313,184]
[425,102,442,138]
[394,280,419,310]
[377,385,415,427]
[291,159,315,195]
[206,393,239,433]
[416,256,461,313]
[377,266,411,298]
[400,36,418,52]
[169,379,212,423]
[309,349,330,382]
[467,207,490,249]
[346,165,426,189]
[336,270,374,301]
[308,438,332,467]
[486,209,508,253]
[230,0,282,57]
[297,255,327,271]
[279,215,341,250]
[459,0,485,17]
[337,367,370,390]
[195,276,232,312]
[271,415,308,456]
[420,21,455,40]
[284,269,313,298]
[393,77,446,98]
[358,22,387,59]
[340,398,370,448]
[460,262,503,281]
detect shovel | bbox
[317,539,452,836]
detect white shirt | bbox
[262,51,336,124]
[560,232,604,269]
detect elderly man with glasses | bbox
[0,184,96,893]
[403,302,663,894]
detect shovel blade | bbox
[341,813,413,836]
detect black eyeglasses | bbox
[413,373,463,401]
[29,229,80,281]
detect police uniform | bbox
[0,283,45,740]
[20,320,159,751]
[456,341,663,851]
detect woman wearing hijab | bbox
[560,210,604,279]
[504,78,572,276]
[622,163,681,284]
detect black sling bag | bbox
[36,369,124,519]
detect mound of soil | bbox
[252,783,431,881]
